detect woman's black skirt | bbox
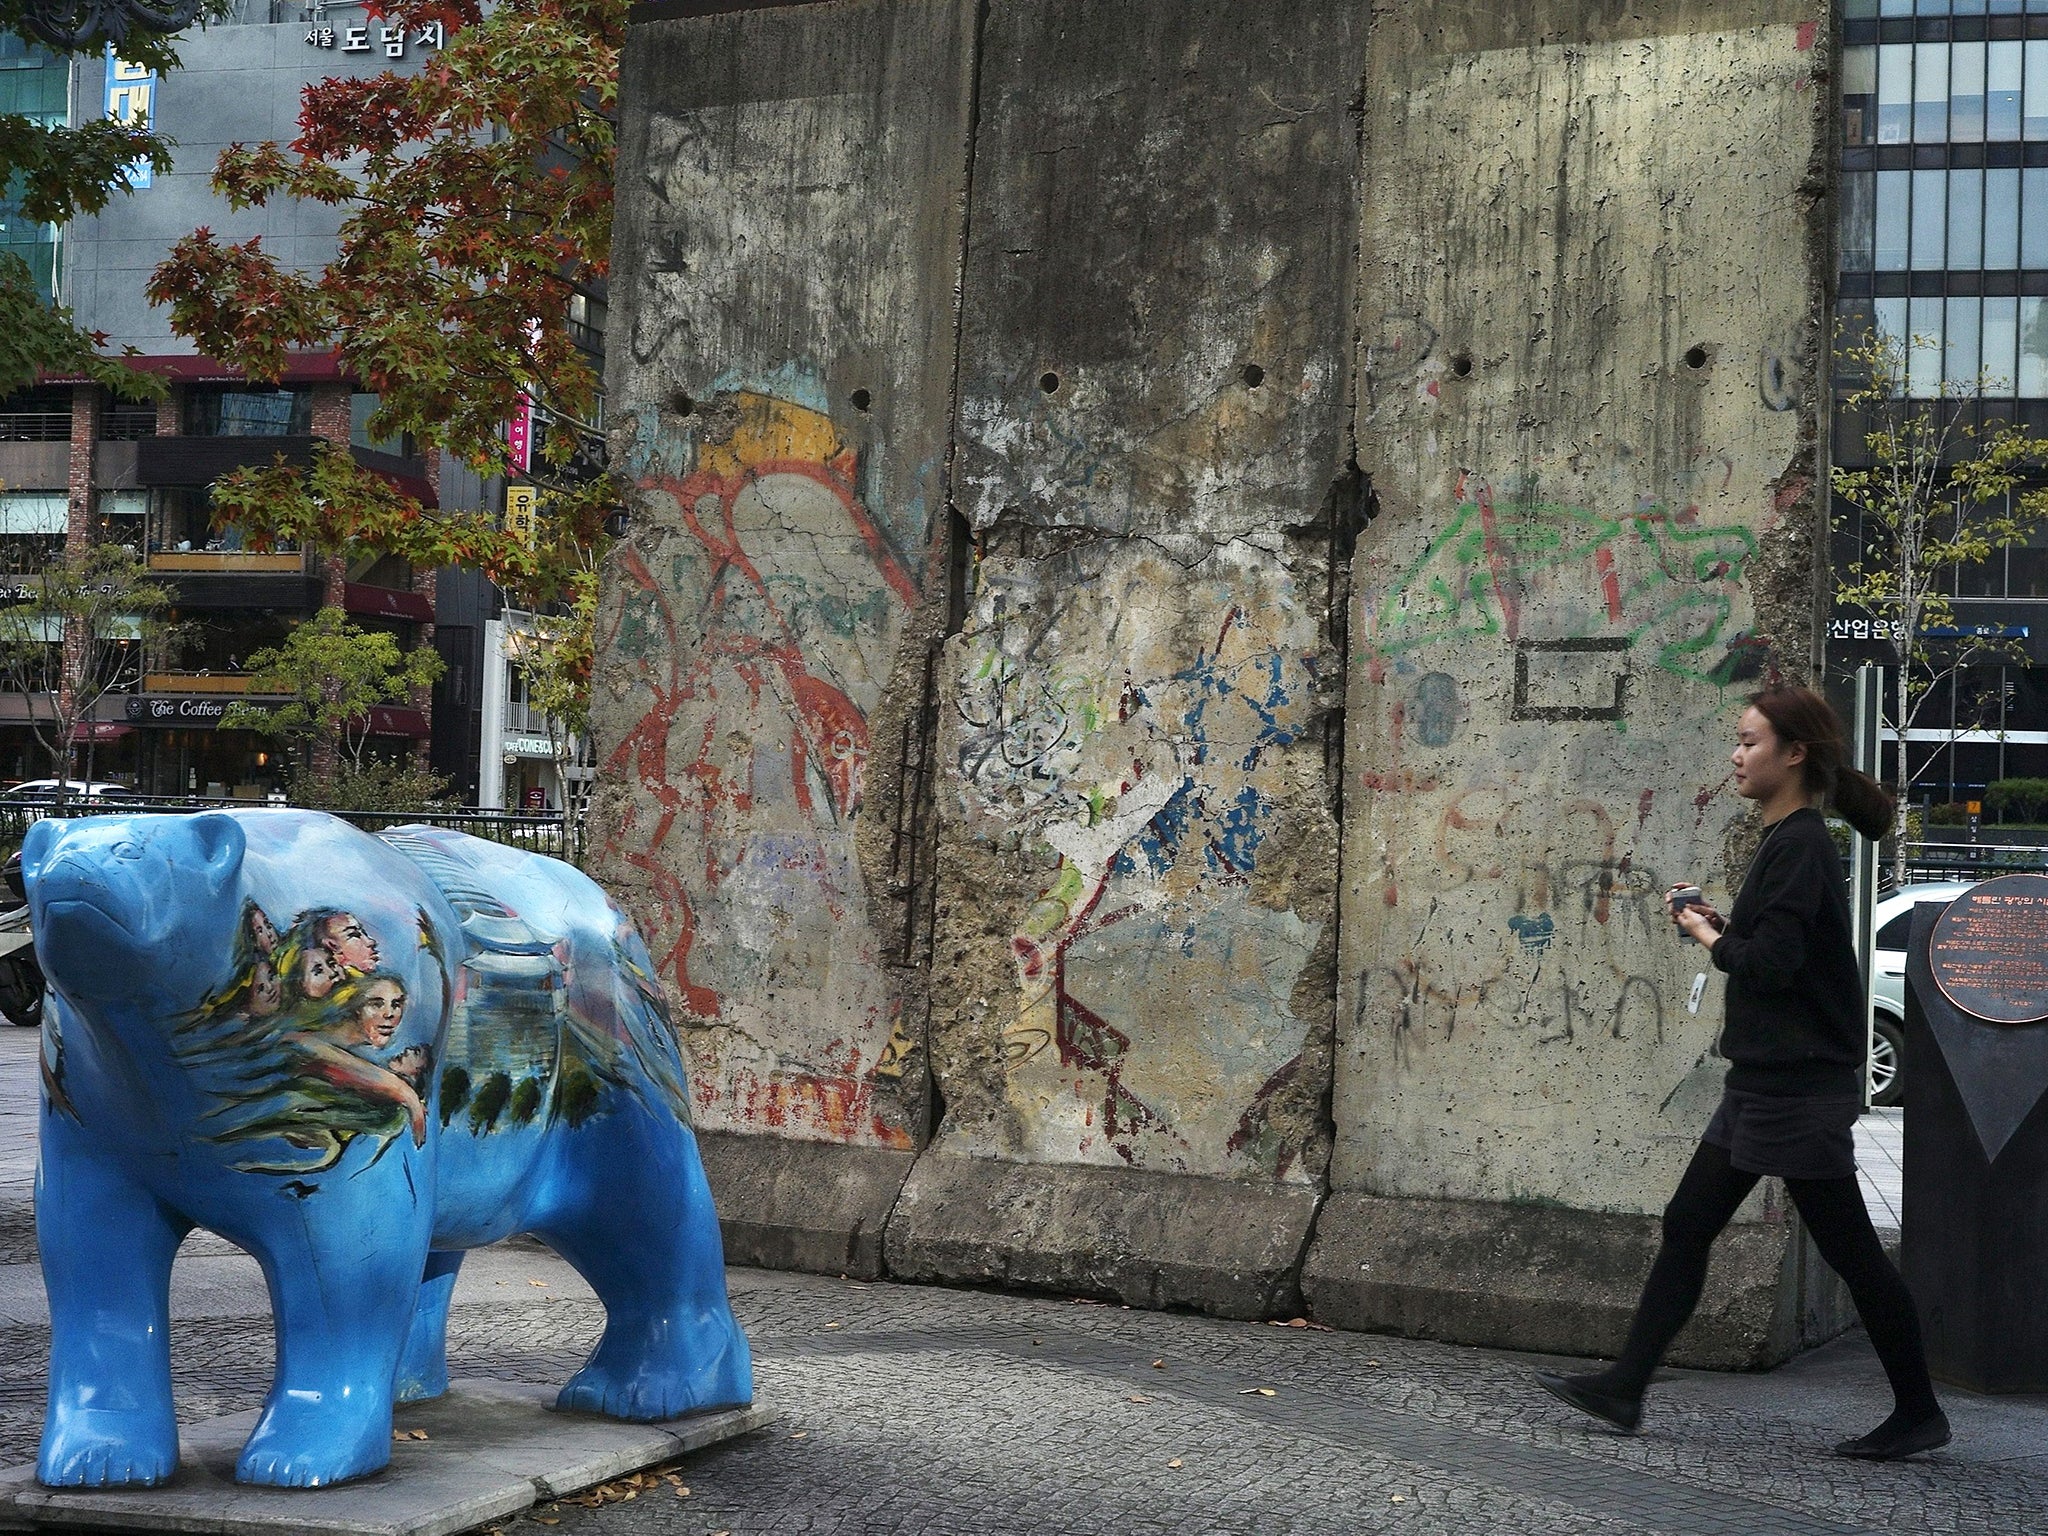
[1702,1086,1861,1181]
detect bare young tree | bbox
[0,544,175,810]
[505,571,595,863]
[1833,330,2048,885]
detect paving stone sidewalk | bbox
[0,1032,2040,1534]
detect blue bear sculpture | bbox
[23,809,751,1488]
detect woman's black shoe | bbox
[1533,1370,1642,1434]
[1834,1410,1951,1460]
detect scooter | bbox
[0,850,39,1027]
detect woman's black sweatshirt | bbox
[1709,806,1864,1097]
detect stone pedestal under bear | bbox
[24,809,752,1489]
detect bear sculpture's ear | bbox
[19,817,61,896]
[187,812,247,889]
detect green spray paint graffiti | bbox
[1366,481,1763,686]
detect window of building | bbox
[350,392,410,456]
[94,490,145,556]
[567,291,606,351]
[1874,170,1909,270]
[1949,168,1984,271]
[1842,171,1876,273]
[0,41,66,305]
[185,386,312,437]
[0,386,70,441]
[1844,43,1877,146]
[1878,42,1912,145]
[2004,521,2048,599]
[173,612,294,678]
[1912,168,1948,269]
[146,487,286,554]
[100,401,156,440]
[1957,40,1989,142]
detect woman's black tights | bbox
[1597,1140,1939,1420]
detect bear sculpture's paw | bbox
[236,1400,390,1487]
[556,1336,751,1423]
[38,1411,178,1487]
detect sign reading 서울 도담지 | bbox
[1928,873,2048,1025]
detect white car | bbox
[1869,880,1977,1108]
[1,779,131,800]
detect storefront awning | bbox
[69,722,133,743]
[344,582,436,624]
[365,705,430,738]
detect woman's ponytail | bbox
[1831,767,1897,843]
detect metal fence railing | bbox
[0,797,577,864]
[1895,840,2048,886]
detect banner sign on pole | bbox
[507,394,533,474]
[504,485,537,546]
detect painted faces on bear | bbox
[341,977,407,1050]
[298,946,343,1001]
[320,914,379,973]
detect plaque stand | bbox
[1902,889,2048,1393]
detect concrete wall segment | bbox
[920,0,1364,1190]
[1334,6,1832,1216]
[593,0,980,1154]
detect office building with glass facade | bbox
[1835,1,2048,806]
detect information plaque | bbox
[1928,873,2048,1026]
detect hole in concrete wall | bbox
[671,391,695,417]
[1039,371,1061,394]
[851,388,872,413]
[1449,353,1473,378]
[1241,363,1265,388]
[1684,345,1709,370]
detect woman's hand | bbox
[1674,902,1724,950]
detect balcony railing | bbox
[0,410,71,442]
[101,407,156,442]
[140,672,268,694]
[146,548,306,573]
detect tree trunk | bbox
[1893,660,1910,891]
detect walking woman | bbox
[1535,685,1949,1459]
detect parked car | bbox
[1869,880,1976,1108]
[0,779,131,800]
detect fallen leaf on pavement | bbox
[1126,1395,1151,1403]
[529,1279,547,1288]
[1237,1387,1277,1397]
[823,1321,841,1329]
[790,1430,807,1439]
[1167,1458,1183,1469]
[1151,1359,1165,1368]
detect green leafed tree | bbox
[220,607,444,785]
[147,0,619,720]
[1833,329,2048,885]
[505,567,595,853]
[0,542,176,805]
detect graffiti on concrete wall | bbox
[1369,474,1766,690]
[1350,470,1769,1087]
[596,387,922,1147]
[947,546,1328,1179]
